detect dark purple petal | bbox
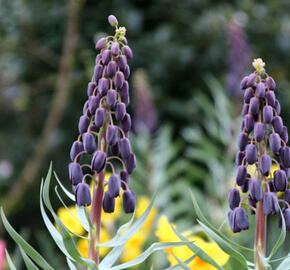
[228,188,240,210]
[103,191,115,213]
[106,125,118,145]
[249,179,263,201]
[95,108,106,128]
[266,77,276,90]
[254,122,265,142]
[75,183,91,206]
[107,89,117,108]
[78,115,90,134]
[70,141,84,161]
[119,138,131,159]
[91,151,106,173]
[249,97,260,115]
[122,190,136,213]
[273,170,287,192]
[236,165,247,186]
[269,133,281,153]
[115,102,126,121]
[82,132,96,154]
[123,45,133,59]
[263,106,273,124]
[245,144,258,164]
[260,154,272,176]
[69,162,83,185]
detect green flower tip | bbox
[252,58,266,74]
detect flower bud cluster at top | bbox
[228,58,290,233]
[68,15,136,214]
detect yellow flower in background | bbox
[136,196,157,231]
[156,216,229,269]
[57,206,84,235]
[77,227,111,258]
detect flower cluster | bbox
[68,15,136,214]
[228,58,290,233]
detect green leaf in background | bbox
[165,255,196,270]
[276,253,290,270]
[66,258,78,270]
[99,243,126,269]
[5,249,17,270]
[54,171,75,201]
[171,225,224,270]
[1,208,54,270]
[171,252,191,270]
[19,247,40,270]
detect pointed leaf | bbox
[5,249,17,270]
[276,253,290,270]
[171,252,191,270]
[165,255,196,270]
[54,171,75,201]
[19,247,40,270]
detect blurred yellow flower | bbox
[57,206,84,235]
[156,216,229,269]
[77,227,111,258]
[136,196,157,231]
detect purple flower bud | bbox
[260,154,272,176]
[94,64,103,81]
[247,73,256,87]
[114,71,125,89]
[106,61,117,77]
[240,76,248,90]
[241,178,249,193]
[280,146,290,168]
[268,180,276,192]
[115,102,126,121]
[94,108,106,128]
[91,150,106,173]
[284,209,290,231]
[108,15,118,27]
[69,162,83,185]
[108,174,121,197]
[228,207,249,233]
[235,151,245,166]
[274,169,287,191]
[265,91,275,106]
[284,189,290,203]
[266,77,276,90]
[111,142,120,156]
[98,78,109,95]
[123,190,136,213]
[269,133,281,153]
[124,152,136,174]
[117,55,127,71]
[119,138,131,159]
[255,82,265,98]
[120,170,130,189]
[281,126,288,144]
[78,115,90,134]
[106,125,118,145]
[95,37,106,50]
[249,179,263,202]
[120,81,130,106]
[89,124,97,132]
[244,114,254,133]
[238,132,248,151]
[83,100,89,116]
[263,192,279,215]
[88,95,100,115]
[82,132,96,154]
[248,197,256,215]
[254,122,265,142]
[236,165,247,186]
[228,188,240,210]
[245,144,257,164]
[87,82,96,97]
[107,90,117,108]
[75,183,91,206]
[101,49,111,65]
[263,106,273,124]
[249,97,260,115]
[70,141,84,161]
[243,88,254,103]
[123,45,133,59]
[111,41,120,55]
[272,116,283,135]
[124,65,130,80]
[242,104,249,117]
[274,100,281,115]
[121,113,132,133]
[103,191,115,213]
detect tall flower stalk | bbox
[228,58,290,270]
[68,15,136,264]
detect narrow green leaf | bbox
[276,253,290,270]
[165,255,197,270]
[99,244,126,270]
[66,258,78,270]
[197,220,248,268]
[268,255,290,263]
[5,249,17,270]
[171,252,191,270]
[171,225,224,270]
[54,171,75,201]
[268,207,286,259]
[1,208,54,270]
[19,247,40,270]
[109,242,191,270]
[76,204,91,232]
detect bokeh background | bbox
[0,0,290,269]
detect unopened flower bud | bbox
[241,178,249,193]
[243,88,254,103]
[119,138,131,159]
[82,132,96,154]
[284,189,290,203]
[123,45,133,59]
[70,141,84,161]
[124,65,130,80]
[117,55,127,71]
[91,151,106,172]
[263,192,279,215]
[281,126,288,144]
[95,37,106,50]
[274,169,287,191]
[254,122,265,142]
[265,91,275,106]
[88,95,100,115]
[244,114,254,132]
[274,100,281,115]
[242,104,249,117]
[106,125,118,145]
[75,183,91,206]
[120,170,130,189]
[269,133,281,153]
[249,97,260,115]
[228,188,240,210]
[108,174,121,197]
[236,165,247,186]
[266,77,276,90]
[248,197,256,215]
[123,190,136,213]
[245,144,258,164]
[115,102,126,121]
[114,71,125,89]
[268,180,276,192]
[255,82,265,98]
[263,105,273,124]
[78,115,90,134]
[95,108,106,128]
[272,116,283,135]
[106,89,117,108]
[103,191,115,213]
[240,76,248,90]
[111,41,120,55]
[124,152,136,174]
[87,82,96,97]
[284,209,290,231]
[98,78,109,95]
[69,162,83,185]
[101,49,111,65]
[228,207,249,233]
[247,73,256,87]
[120,81,130,106]
[121,113,132,133]
[94,64,104,81]
[108,15,118,27]
[235,151,245,166]
[260,154,272,176]
[111,142,120,156]
[106,61,117,77]
[238,132,248,151]
[280,146,290,168]
[249,179,263,201]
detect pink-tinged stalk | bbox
[0,240,6,270]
